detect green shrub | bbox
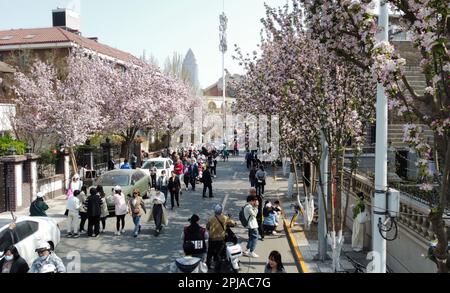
[0,134,26,156]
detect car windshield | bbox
[142,161,164,169]
[97,174,130,186]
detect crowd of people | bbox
[12,144,289,274]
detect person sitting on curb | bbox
[169,242,208,273]
[29,192,48,217]
[263,202,278,235]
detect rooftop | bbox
[0,27,140,64]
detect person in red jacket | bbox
[174,159,184,185]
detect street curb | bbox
[277,196,308,273]
[283,218,309,273]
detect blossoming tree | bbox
[301,0,449,273]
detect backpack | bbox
[239,205,251,228]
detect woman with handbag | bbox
[168,171,181,210]
[206,204,236,271]
[128,189,146,238]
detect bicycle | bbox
[342,252,366,273]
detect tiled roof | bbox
[0,27,140,63]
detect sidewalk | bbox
[220,156,300,273]
[276,172,370,273]
[0,195,67,227]
[238,162,300,273]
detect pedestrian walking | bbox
[183,162,191,191]
[149,187,167,236]
[86,188,102,237]
[182,214,209,260]
[113,186,128,236]
[150,167,157,189]
[78,186,88,234]
[264,251,286,273]
[168,171,181,210]
[211,154,218,177]
[131,153,138,169]
[189,159,199,191]
[202,166,213,198]
[29,192,48,217]
[128,189,147,238]
[0,245,29,274]
[243,196,260,258]
[246,151,252,169]
[255,165,267,196]
[174,159,184,186]
[206,204,236,271]
[157,170,169,207]
[66,190,81,238]
[98,186,109,233]
[249,165,257,187]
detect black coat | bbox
[168,176,181,192]
[86,194,103,217]
[0,256,29,273]
[202,170,212,185]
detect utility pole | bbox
[315,131,329,261]
[372,0,389,274]
[219,0,228,144]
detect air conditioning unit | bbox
[387,188,400,218]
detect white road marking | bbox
[222,193,229,211]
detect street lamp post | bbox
[219,1,228,144]
[372,1,389,273]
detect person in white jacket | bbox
[113,186,128,236]
[149,187,166,236]
[66,190,81,238]
[243,195,260,258]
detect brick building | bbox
[0,8,140,137]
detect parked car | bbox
[89,169,150,214]
[140,158,174,180]
[0,216,61,266]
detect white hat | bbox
[114,186,122,191]
[36,192,45,198]
[35,241,51,252]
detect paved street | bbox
[54,155,299,273]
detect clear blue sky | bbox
[0,0,284,88]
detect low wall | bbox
[37,174,65,200]
[344,171,439,273]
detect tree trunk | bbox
[317,161,329,231]
[69,147,78,175]
[292,157,301,200]
[430,139,450,273]
[342,156,356,231]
